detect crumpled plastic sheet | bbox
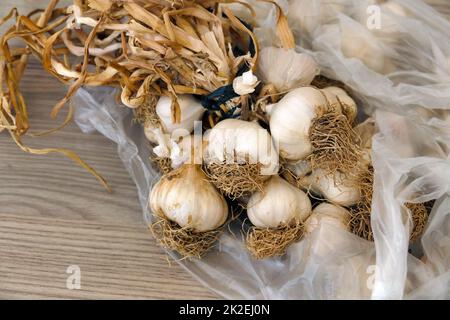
[73,0,450,299]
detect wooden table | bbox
[0,0,448,300]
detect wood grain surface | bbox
[0,0,448,300]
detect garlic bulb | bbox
[341,23,395,74]
[247,176,312,228]
[257,47,319,92]
[287,0,347,37]
[155,95,204,137]
[150,165,228,232]
[321,86,358,123]
[300,169,361,207]
[269,86,329,161]
[304,203,350,235]
[233,70,259,96]
[204,119,279,176]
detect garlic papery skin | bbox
[257,47,319,92]
[284,160,312,180]
[321,86,358,123]
[300,169,361,207]
[144,122,163,144]
[204,119,279,176]
[170,135,204,169]
[341,23,395,74]
[233,70,259,96]
[304,203,350,235]
[219,0,275,27]
[156,95,205,136]
[269,87,329,161]
[380,1,409,18]
[247,176,312,228]
[150,165,228,233]
[151,127,178,159]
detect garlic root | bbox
[246,221,304,260]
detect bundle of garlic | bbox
[150,164,229,258]
[246,175,312,259]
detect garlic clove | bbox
[304,203,350,235]
[247,176,312,228]
[156,95,205,137]
[150,165,228,233]
[257,47,319,92]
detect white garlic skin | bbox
[233,70,259,96]
[247,176,312,228]
[204,119,279,176]
[301,169,361,207]
[321,86,358,123]
[144,124,160,144]
[257,47,319,92]
[270,87,328,161]
[220,0,275,27]
[150,165,228,232]
[170,135,204,169]
[285,160,312,180]
[304,203,350,235]
[156,95,205,137]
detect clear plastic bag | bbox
[73,0,450,299]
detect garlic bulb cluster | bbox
[257,47,319,92]
[204,119,279,176]
[300,169,361,207]
[269,87,328,161]
[150,165,228,232]
[144,95,205,143]
[304,203,350,235]
[247,176,312,228]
